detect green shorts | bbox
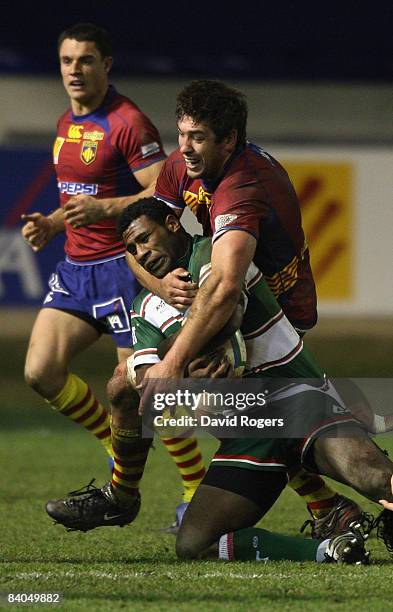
[210,387,365,476]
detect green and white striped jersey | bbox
[131,235,322,378]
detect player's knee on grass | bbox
[176,523,213,560]
[176,479,272,560]
[107,362,139,414]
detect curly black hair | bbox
[176,80,248,147]
[116,197,176,238]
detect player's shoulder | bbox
[106,87,154,126]
[191,235,212,262]
[187,235,212,283]
[131,287,150,314]
[227,143,279,176]
[218,143,292,198]
[158,150,187,182]
[132,290,182,328]
[57,108,72,127]
[244,143,291,182]
[164,149,185,167]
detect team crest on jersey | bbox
[68,124,84,139]
[80,141,98,165]
[215,214,238,232]
[53,137,65,164]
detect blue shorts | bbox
[42,255,141,348]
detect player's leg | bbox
[288,467,363,538]
[288,384,393,505]
[160,434,206,503]
[45,359,147,530]
[107,360,151,507]
[159,432,206,530]
[311,433,393,505]
[25,307,112,456]
[176,467,368,564]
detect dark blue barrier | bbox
[0,148,65,305]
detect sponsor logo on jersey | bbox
[83,130,105,141]
[141,141,160,158]
[68,124,84,139]
[214,213,238,232]
[58,181,98,195]
[53,137,65,164]
[80,141,98,165]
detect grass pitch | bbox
[1,336,393,611]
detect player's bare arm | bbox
[21,207,65,252]
[63,159,165,228]
[140,230,256,382]
[127,252,197,308]
[157,299,243,362]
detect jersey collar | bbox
[70,85,117,122]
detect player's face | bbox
[123,215,181,278]
[177,116,236,181]
[59,39,112,113]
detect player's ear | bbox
[224,129,237,152]
[165,214,181,233]
[103,56,113,73]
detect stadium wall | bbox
[1,77,393,144]
[1,77,392,320]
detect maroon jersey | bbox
[54,86,166,261]
[155,143,317,331]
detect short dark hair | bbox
[58,23,112,58]
[117,198,175,237]
[176,80,248,147]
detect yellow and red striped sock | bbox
[161,431,206,503]
[48,372,112,457]
[111,423,151,505]
[288,468,339,518]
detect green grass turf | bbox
[1,336,393,611]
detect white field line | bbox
[12,569,368,582]
[14,570,280,581]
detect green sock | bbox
[219,528,326,562]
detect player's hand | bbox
[21,212,55,251]
[63,195,106,227]
[188,351,233,379]
[158,268,197,309]
[137,359,185,415]
[379,475,393,511]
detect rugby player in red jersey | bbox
[21,24,204,516]
[134,80,364,536]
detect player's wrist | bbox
[46,214,62,237]
[165,342,193,373]
[102,197,128,218]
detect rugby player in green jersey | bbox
[46,198,393,564]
